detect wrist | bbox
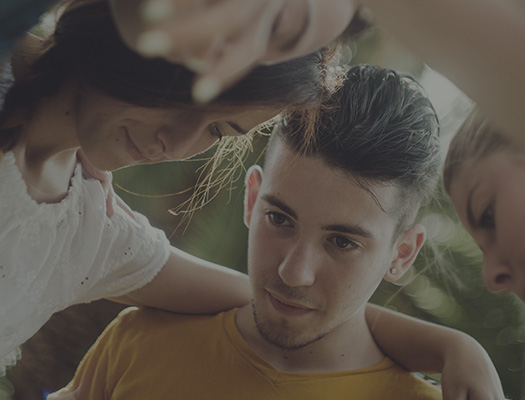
[440,329,482,371]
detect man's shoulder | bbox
[100,307,237,368]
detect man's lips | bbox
[267,290,314,316]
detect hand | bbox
[76,150,134,220]
[110,0,357,102]
[111,0,282,101]
[440,336,505,400]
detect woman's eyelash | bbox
[210,123,223,141]
[479,203,495,228]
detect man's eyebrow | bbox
[322,224,373,239]
[260,194,297,220]
[228,121,247,135]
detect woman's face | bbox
[449,149,525,301]
[74,86,279,171]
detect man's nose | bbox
[277,243,318,287]
[482,247,514,294]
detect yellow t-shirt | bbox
[52,307,441,400]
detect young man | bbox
[51,64,443,399]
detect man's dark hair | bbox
[271,64,441,236]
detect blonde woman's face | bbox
[449,150,525,301]
[74,86,279,171]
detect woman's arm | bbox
[366,303,505,400]
[112,246,251,314]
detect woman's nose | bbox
[482,248,514,294]
[156,126,184,159]
[156,125,215,160]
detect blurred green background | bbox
[111,27,525,399]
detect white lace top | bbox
[0,152,171,374]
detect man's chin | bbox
[252,305,326,351]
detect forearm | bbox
[360,0,525,143]
[367,303,469,373]
[113,246,251,314]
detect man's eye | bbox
[331,236,358,251]
[267,211,288,226]
[479,204,495,229]
[209,123,223,141]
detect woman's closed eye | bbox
[209,122,223,141]
[479,203,495,229]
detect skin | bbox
[236,138,425,373]
[449,149,525,301]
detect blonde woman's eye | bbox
[479,203,495,229]
[209,123,223,141]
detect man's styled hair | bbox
[270,64,441,236]
[443,108,513,195]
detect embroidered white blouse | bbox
[0,152,171,374]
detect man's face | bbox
[244,140,412,351]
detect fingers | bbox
[440,366,505,400]
[115,197,136,221]
[191,0,283,102]
[130,0,284,102]
[135,0,274,62]
[76,150,116,218]
[111,0,286,101]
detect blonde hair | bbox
[443,108,515,195]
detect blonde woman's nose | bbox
[482,249,514,294]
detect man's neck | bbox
[235,305,385,374]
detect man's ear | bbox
[384,224,426,282]
[244,165,263,228]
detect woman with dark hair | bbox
[0,0,336,375]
